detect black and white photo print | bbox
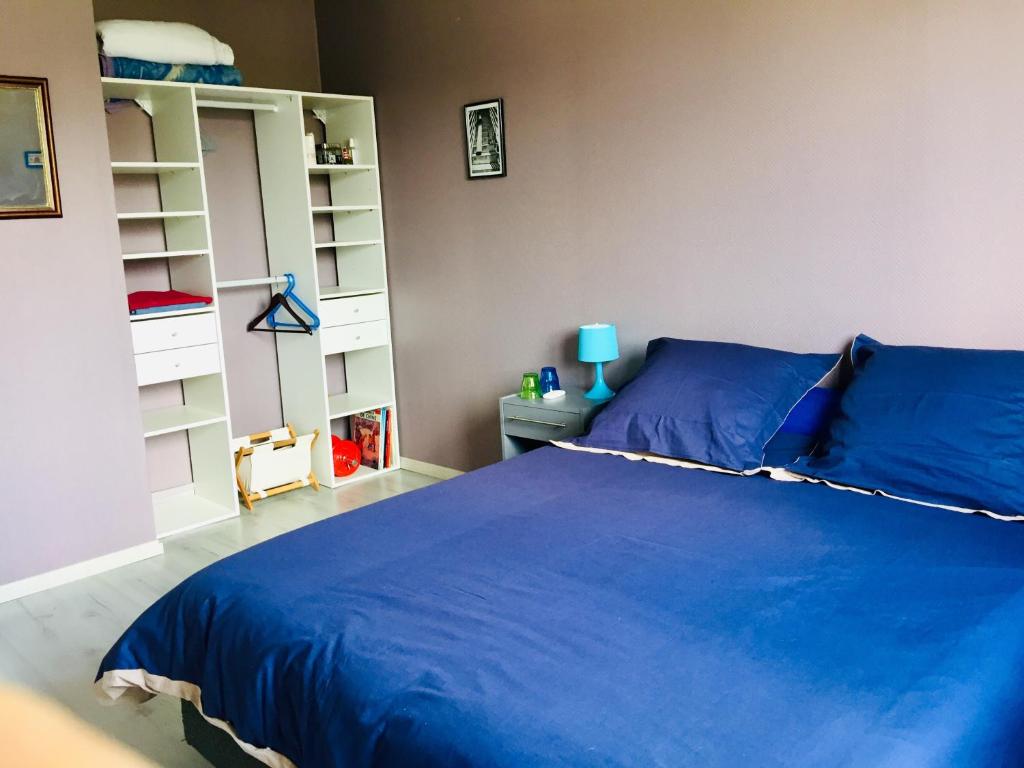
[464,99,506,178]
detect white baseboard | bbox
[400,458,464,480]
[0,540,164,605]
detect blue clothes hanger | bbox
[267,273,320,332]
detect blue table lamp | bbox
[578,323,619,402]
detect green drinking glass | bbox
[519,372,541,399]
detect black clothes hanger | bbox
[246,292,311,335]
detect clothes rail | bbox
[216,276,291,289]
[196,99,278,113]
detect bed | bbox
[97,445,1024,767]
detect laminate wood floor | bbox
[0,469,440,766]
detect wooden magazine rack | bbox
[233,424,320,511]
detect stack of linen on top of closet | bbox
[97,20,243,86]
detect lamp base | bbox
[584,362,615,402]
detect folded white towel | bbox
[96,20,235,66]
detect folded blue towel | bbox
[100,55,243,86]
[130,302,210,316]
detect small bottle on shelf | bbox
[341,137,358,165]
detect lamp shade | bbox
[578,323,619,363]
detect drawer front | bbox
[320,294,387,328]
[321,320,389,355]
[135,343,221,386]
[131,313,218,354]
[502,403,582,442]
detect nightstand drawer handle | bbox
[506,415,568,429]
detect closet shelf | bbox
[318,285,385,299]
[129,306,216,322]
[111,161,200,174]
[310,205,379,214]
[117,210,206,220]
[142,405,226,438]
[153,492,236,539]
[328,464,400,489]
[123,249,210,261]
[327,393,394,420]
[313,239,382,250]
[307,164,376,174]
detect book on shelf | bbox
[350,406,395,471]
[351,410,383,469]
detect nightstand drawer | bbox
[502,404,581,442]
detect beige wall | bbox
[317,0,1024,471]
[93,0,321,91]
[0,0,155,584]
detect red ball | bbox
[331,435,362,477]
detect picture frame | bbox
[0,75,61,219]
[464,98,506,179]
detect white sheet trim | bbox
[550,441,759,476]
[95,669,295,768]
[553,443,1024,523]
[765,466,1024,523]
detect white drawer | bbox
[135,343,221,386]
[321,320,389,355]
[319,294,387,328]
[131,313,218,354]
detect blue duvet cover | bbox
[97,447,1024,767]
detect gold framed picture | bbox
[0,75,61,219]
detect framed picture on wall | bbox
[0,75,61,219]
[464,98,506,179]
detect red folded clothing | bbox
[127,289,213,312]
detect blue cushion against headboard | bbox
[788,334,1024,520]
[762,387,842,466]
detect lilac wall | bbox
[0,0,155,584]
[317,0,1024,470]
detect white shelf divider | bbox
[318,285,385,299]
[328,394,394,420]
[141,405,226,438]
[152,489,237,539]
[307,164,376,174]
[313,239,382,249]
[328,465,400,489]
[310,205,379,214]
[122,248,210,261]
[116,210,206,220]
[111,161,200,174]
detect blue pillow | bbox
[762,387,842,466]
[574,338,841,472]
[789,335,1024,519]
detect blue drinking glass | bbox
[539,366,560,394]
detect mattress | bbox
[97,446,1024,766]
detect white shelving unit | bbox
[104,78,238,538]
[103,77,401,520]
[306,91,398,487]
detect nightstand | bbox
[499,387,601,459]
